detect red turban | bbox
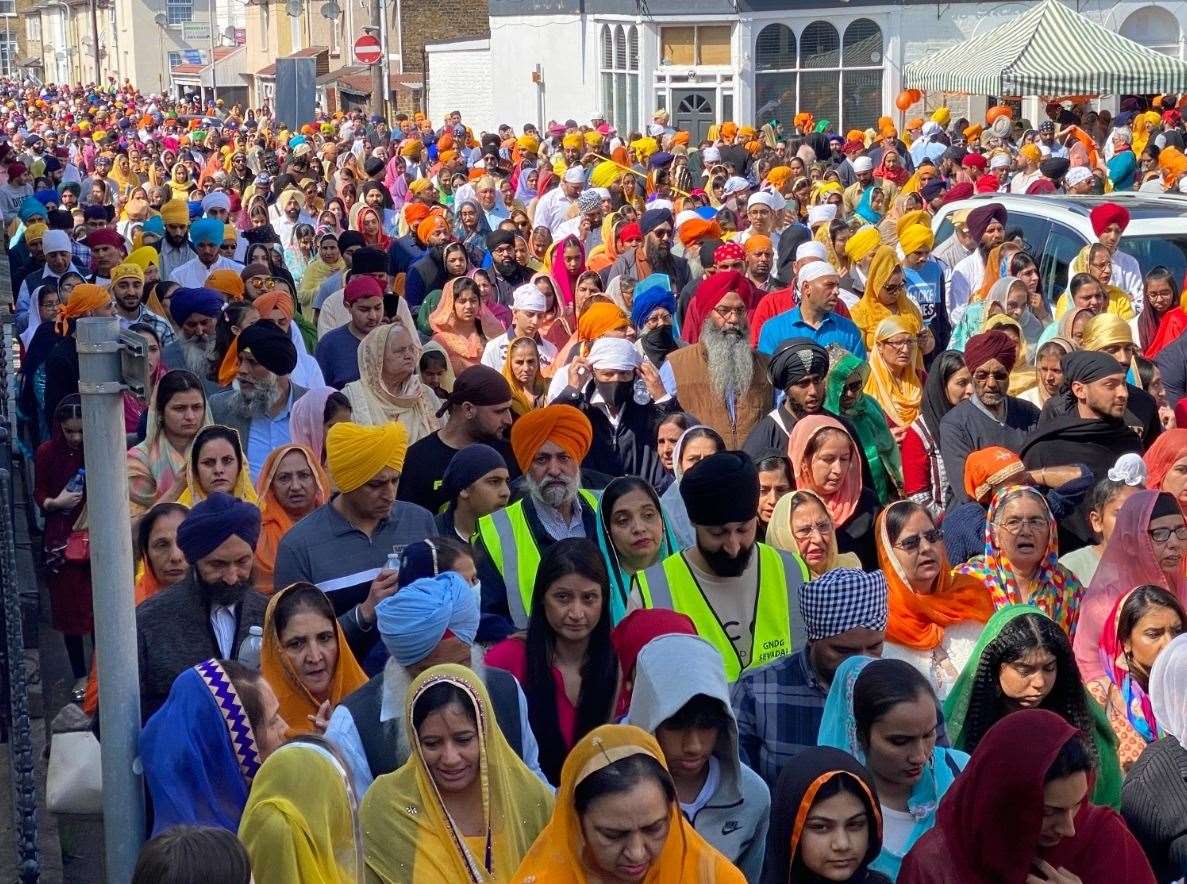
[344,275,383,305]
[682,269,759,345]
[714,242,745,265]
[1026,178,1057,195]
[404,203,431,225]
[964,330,1017,374]
[619,222,641,243]
[961,153,987,170]
[1090,202,1130,237]
[510,404,593,471]
[975,174,1001,194]
[941,182,974,205]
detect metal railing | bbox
[0,316,41,882]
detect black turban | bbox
[238,319,297,376]
[680,451,759,526]
[1040,156,1070,181]
[966,203,1007,244]
[1063,350,1124,385]
[350,247,387,275]
[338,230,365,251]
[176,492,261,564]
[768,338,829,390]
[487,229,516,251]
[436,365,513,416]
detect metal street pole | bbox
[90,0,101,84]
[369,0,382,116]
[75,317,145,883]
[209,0,218,107]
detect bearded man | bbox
[162,287,225,395]
[485,229,533,308]
[209,320,307,483]
[661,270,771,448]
[158,199,196,281]
[608,207,691,293]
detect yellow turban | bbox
[562,132,583,150]
[24,222,46,244]
[898,224,934,256]
[399,139,424,159]
[845,225,882,262]
[895,210,930,237]
[55,283,110,335]
[577,302,629,341]
[583,131,603,149]
[110,262,144,284]
[1020,143,1042,164]
[931,107,951,128]
[206,268,246,300]
[161,200,190,225]
[408,178,433,196]
[1081,312,1134,352]
[223,223,237,244]
[766,166,793,189]
[589,160,624,188]
[325,421,409,493]
[739,125,757,139]
[279,188,305,210]
[128,245,160,270]
[517,133,540,153]
[629,137,658,161]
[509,404,592,472]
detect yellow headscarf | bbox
[359,665,553,882]
[238,740,363,884]
[865,316,923,427]
[850,246,922,349]
[1053,245,1136,320]
[501,335,548,417]
[513,724,746,884]
[982,313,1036,396]
[324,421,408,493]
[766,489,862,578]
[1080,312,1134,352]
[177,426,260,507]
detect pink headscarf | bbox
[1074,489,1187,680]
[549,234,586,308]
[383,155,408,209]
[289,386,339,467]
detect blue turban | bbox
[142,215,165,237]
[441,443,508,502]
[169,287,224,324]
[187,201,204,221]
[376,573,479,666]
[630,273,677,328]
[639,207,673,236]
[175,492,261,564]
[190,219,223,246]
[18,196,45,222]
[33,189,58,208]
[648,151,674,169]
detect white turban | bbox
[201,191,231,213]
[512,284,548,313]
[1065,167,1093,187]
[989,153,1011,170]
[798,260,839,285]
[587,336,642,371]
[796,241,828,262]
[562,166,586,184]
[852,156,873,173]
[42,229,71,255]
[674,209,700,230]
[747,191,777,210]
[702,146,722,164]
[807,204,837,228]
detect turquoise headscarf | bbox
[595,477,680,624]
[854,184,883,224]
[824,353,903,504]
[817,655,967,880]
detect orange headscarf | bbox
[787,416,863,528]
[253,444,330,593]
[54,283,110,334]
[428,278,505,373]
[576,301,629,341]
[259,580,367,736]
[876,503,994,651]
[971,243,1020,303]
[510,404,592,471]
[962,445,1025,503]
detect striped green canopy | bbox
[904,0,1187,96]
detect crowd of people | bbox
[10,77,1187,882]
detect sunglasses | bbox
[894,528,944,552]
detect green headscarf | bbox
[595,477,680,625]
[824,353,903,504]
[943,604,1122,808]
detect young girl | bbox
[1058,471,1142,587]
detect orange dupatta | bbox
[876,502,994,651]
[253,444,330,594]
[259,582,367,736]
[428,278,505,374]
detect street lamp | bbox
[154,12,168,95]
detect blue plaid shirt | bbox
[731,646,828,789]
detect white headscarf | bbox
[1150,632,1187,739]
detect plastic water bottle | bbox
[65,469,85,493]
[237,625,264,669]
[632,378,651,405]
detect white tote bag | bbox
[45,729,102,816]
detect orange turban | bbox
[721,122,738,140]
[437,133,455,151]
[962,446,1024,503]
[255,289,294,319]
[55,283,110,334]
[438,149,458,166]
[510,404,592,471]
[206,268,245,300]
[766,166,793,189]
[744,234,772,254]
[417,214,448,244]
[677,218,722,248]
[405,203,431,225]
[671,131,690,146]
[577,302,629,341]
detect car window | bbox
[935,216,954,244]
[1005,212,1052,257]
[1120,236,1187,290]
[1041,223,1088,306]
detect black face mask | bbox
[699,539,754,578]
[640,324,677,356]
[596,378,632,408]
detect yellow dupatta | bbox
[865,315,923,426]
[360,665,553,882]
[982,313,1037,396]
[176,425,260,506]
[238,740,364,884]
[850,246,923,351]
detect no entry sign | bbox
[354,34,382,66]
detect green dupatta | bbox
[824,352,903,504]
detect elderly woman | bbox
[866,315,925,438]
[343,323,442,443]
[766,489,862,579]
[253,444,329,593]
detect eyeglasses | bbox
[793,520,832,541]
[879,337,916,351]
[996,516,1047,535]
[1149,525,1187,543]
[973,370,1010,382]
[882,282,905,295]
[713,305,747,319]
[842,380,864,395]
[894,528,944,552]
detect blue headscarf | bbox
[140,659,262,835]
[17,196,46,222]
[190,217,224,245]
[33,189,59,209]
[854,185,882,224]
[817,655,967,880]
[595,477,680,624]
[376,573,479,666]
[629,273,677,329]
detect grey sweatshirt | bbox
[627,634,770,881]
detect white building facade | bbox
[428,0,1187,135]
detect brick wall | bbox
[399,0,489,74]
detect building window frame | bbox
[598,23,640,134]
[166,0,193,24]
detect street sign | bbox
[353,34,381,66]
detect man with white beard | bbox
[208,319,307,483]
[162,287,224,396]
[661,273,773,448]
